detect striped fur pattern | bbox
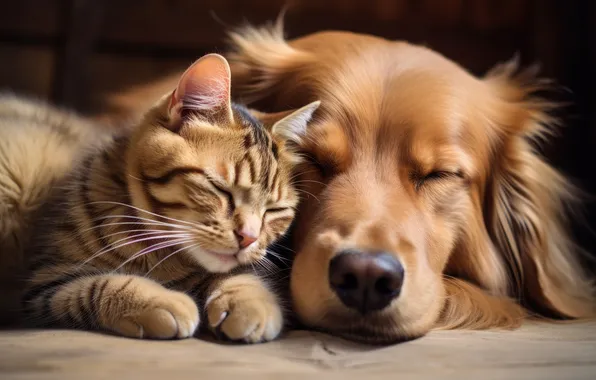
[0,93,118,325]
[17,54,320,342]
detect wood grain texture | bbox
[1,321,595,380]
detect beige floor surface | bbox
[1,321,595,380]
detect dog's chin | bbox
[301,306,430,345]
[323,327,421,345]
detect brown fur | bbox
[225,23,596,343]
[0,93,118,324]
[11,54,320,342]
[98,23,596,344]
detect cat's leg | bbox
[204,273,283,343]
[23,274,199,339]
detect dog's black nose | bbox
[329,250,404,314]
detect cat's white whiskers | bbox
[267,251,292,263]
[78,233,192,269]
[269,242,296,254]
[293,179,326,186]
[89,201,197,227]
[254,256,280,277]
[112,238,195,273]
[112,238,194,273]
[96,230,192,253]
[295,188,320,203]
[81,221,188,233]
[144,242,201,277]
[288,168,319,181]
[91,214,194,231]
[80,228,190,248]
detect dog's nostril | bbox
[329,250,404,315]
[375,276,394,295]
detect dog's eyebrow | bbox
[407,145,474,176]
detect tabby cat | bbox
[17,54,320,342]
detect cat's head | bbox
[126,54,320,273]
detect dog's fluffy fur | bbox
[100,22,596,343]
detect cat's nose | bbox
[235,228,258,249]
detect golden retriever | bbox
[223,22,595,343]
[103,21,596,344]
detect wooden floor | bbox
[1,321,595,380]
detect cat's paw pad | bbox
[205,275,283,343]
[114,290,199,340]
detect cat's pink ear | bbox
[168,53,232,121]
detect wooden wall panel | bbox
[0,46,55,98]
[86,53,190,115]
[0,0,62,38]
[0,0,537,111]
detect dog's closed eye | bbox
[412,170,463,190]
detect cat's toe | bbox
[115,292,199,339]
[205,277,283,343]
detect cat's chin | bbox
[187,246,239,273]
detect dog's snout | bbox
[328,250,404,314]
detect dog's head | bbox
[227,23,595,343]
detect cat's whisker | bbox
[144,242,201,277]
[269,242,296,254]
[80,221,188,233]
[295,188,320,203]
[267,251,292,263]
[91,228,189,241]
[255,256,280,277]
[112,238,195,273]
[89,201,197,227]
[127,173,146,183]
[94,230,192,254]
[293,179,326,186]
[113,238,195,273]
[91,214,194,231]
[288,168,318,182]
[77,228,191,248]
[78,233,192,269]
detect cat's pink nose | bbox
[235,228,258,249]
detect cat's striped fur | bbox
[0,92,119,325]
[14,54,320,342]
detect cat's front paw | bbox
[109,278,199,339]
[205,274,283,343]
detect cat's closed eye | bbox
[206,179,235,215]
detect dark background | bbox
[1,0,595,265]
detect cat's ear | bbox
[168,53,233,124]
[269,101,321,144]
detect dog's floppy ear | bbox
[480,57,595,318]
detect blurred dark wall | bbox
[0,0,594,260]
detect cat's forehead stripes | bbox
[232,104,269,149]
[231,104,282,193]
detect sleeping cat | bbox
[11,54,320,342]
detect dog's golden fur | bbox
[101,22,596,343]
[226,22,595,342]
